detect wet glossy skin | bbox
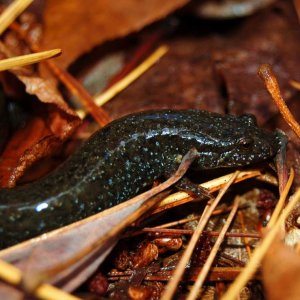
[0,110,280,249]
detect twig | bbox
[0,48,61,71]
[267,168,294,228]
[46,61,112,125]
[258,64,300,138]
[75,45,169,119]
[140,228,259,238]
[132,227,260,238]
[0,259,80,300]
[108,267,250,282]
[161,171,240,300]
[221,188,300,300]
[187,196,240,300]
[151,204,247,229]
[0,0,33,35]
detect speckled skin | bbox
[0,110,279,249]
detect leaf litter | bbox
[1,0,300,299]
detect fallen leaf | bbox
[262,236,300,300]
[214,1,300,124]
[0,28,81,187]
[41,0,190,69]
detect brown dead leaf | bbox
[214,1,300,124]
[0,115,59,187]
[262,237,300,300]
[41,0,190,69]
[0,31,81,187]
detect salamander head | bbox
[193,113,281,169]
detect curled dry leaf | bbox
[0,31,81,187]
[0,118,62,188]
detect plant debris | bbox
[0,1,300,299]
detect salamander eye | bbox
[238,137,254,149]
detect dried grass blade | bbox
[0,49,61,71]
[258,64,300,138]
[186,196,240,300]
[161,171,240,300]
[0,0,33,35]
[221,188,300,300]
[0,260,80,300]
[75,45,168,119]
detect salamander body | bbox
[0,110,280,248]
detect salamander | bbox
[0,110,280,249]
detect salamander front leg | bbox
[175,176,212,200]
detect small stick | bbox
[0,49,61,71]
[134,227,260,238]
[0,259,80,300]
[75,45,168,119]
[267,168,294,228]
[47,61,111,125]
[154,204,247,229]
[108,267,247,282]
[0,0,33,35]
[258,64,300,138]
[221,188,300,300]
[187,197,240,300]
[161,171,240,300]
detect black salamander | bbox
[0,110,280,248]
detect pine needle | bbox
[186,196,240,300]
[267,168,294,228]
[221,188,300,300]
[76,45,168,119]
[0,0,33,36]
[0,49,61,71]
[0,259,80,300]
[161,171,240,300]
